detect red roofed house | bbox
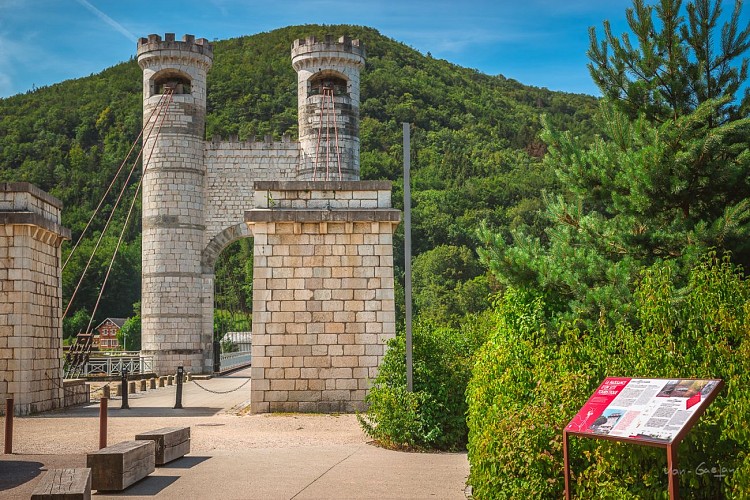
[95,318,127,350]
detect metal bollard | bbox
[213,340,221,373]
[174,367,184,409]
[99,397,108,449]
[121,367,129,409]
[4,398,13,454]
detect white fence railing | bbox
[219,351,252,372]
[83,355,154,377]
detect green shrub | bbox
[358,314,490,450]
[467,254,750,498]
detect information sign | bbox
[563,377,723,500]
[566,377,722,445]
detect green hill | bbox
[0,24,598,326]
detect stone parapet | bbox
[137,33,213,71]
[291,35,365,69]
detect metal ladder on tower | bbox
[313,81,343,181]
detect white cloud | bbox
[74,0,136,42]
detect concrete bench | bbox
[86,440,155,491]
[135,427,191,465]
[31,468,91,500]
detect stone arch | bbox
[150,68,192,96]
[201,222,254,274]
[308,70,349,96]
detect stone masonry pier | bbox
[0,183,70,415]
[246,181,400,413]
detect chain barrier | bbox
[45,373,111,398]
[192,377,251,395]
[89,380,117,399]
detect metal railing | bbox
[219,351,252,373]
[82,354,154,377]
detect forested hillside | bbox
[0,24,598,330]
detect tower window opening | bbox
[309,74,348,97]
[153,74,192,95]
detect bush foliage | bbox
[466,253,750,498]
[358,316,490,450]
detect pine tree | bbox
[479,0,750,326]
[588,0,750,123]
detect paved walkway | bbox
[0,369,469,499]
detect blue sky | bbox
[0,0,746,99]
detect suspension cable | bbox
[324,89,332,180]
[330,88,343,181]
[64,88,174,320]
[313,91,325,181]
[84,89,175,333]
[62,91,169,272]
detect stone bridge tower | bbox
[137,34,213,375]
[293,35,365,180]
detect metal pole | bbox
[403,122,413,393]
[213,340,221,373]
[120,367,129,409]
[667,444,679,500]
[4,398,13,454]
[99,397,108,449]
[174,366,184,409]
[563,431,571,500]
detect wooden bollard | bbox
[159,377,166,388]
[140,380,147,392]
[99,397,108,449]
[128,381,136,394]
[149,378,156,390]
[4,398,12,454]
[102,385,111,399]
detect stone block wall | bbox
[0,183,70,415]
[246,181,400,413]
[203,136,299,246]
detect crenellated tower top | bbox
[136,33,213,106]
[137,33,213,72]
[291,35,365,71]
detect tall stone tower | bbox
[137,34,213,374]
[292,35,365,181]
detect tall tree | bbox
[588,0,750,123]
[480,0,750,326]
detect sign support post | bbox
[563,430,571,500]
[667,444,678,500]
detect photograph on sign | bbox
[566,378,721,444]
